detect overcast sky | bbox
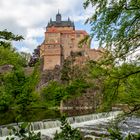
[0,0,97,53]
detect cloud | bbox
[0,0,93,53]
[19,47,31,53]
[0,17,27,36]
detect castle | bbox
[40,12,102,70]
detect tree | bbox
[28,46,40,67]
[0,29,23,48]
[41,78,90,107]
[84,0,140,62]
[0,46,27,67]
[20,52,31,66]
[0,30,26,67]
[0,30,27,110]
[41,81,65,107]
[84,0,140,114]
[15,63,40,109]
[0,30,39,110]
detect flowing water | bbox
[0,111,140,140]
[0,111,120,139]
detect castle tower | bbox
[40,12,88,70]
[56,11,61,23]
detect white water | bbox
[0,111,122,140]
[35,116,118,138]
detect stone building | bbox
[40,12,102,70]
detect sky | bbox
[0,0,98,54]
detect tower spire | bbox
[50,18,52,22]
[56,10,61,23]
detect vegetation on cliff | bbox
[0,30,40,111]
[0,30,91,111]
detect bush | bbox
[7,122,41,140]
[54,115,83,140]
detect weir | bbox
[1,111,140,139]
[0,111,121,139]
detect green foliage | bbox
[15,63,40,109]
[117,70,140,113]
[108,129,140,140]
[0,29,23,48]
[3,68,26,98]
[41,78,90,107]
[0,30,28,110]
[0,46,27,67]
[54,115,82,140]
[0,62,40,110]
[0,30,41,111]
[65,79,90,98]
[61,55,89,83]
[41,81,65,106]
[83,0,140,114]
[84,0,140,60]
[61,59,73,82]
[89,60,140,113]
[108,129,123,140]
[0,30,23,41]
[7,122,41,140]
[0,30,26,67]
[0,90,12,110]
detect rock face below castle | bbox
[40,12,102,70]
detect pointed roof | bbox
[47,12,75,29]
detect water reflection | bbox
[0,108,95,126]
[61,108,95,117]
[0,109,60,125]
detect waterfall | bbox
[27,111,122,131]
[0,111,121,138]
[69,111,120,123]
[0,111,139,140]
[31,120,61,131]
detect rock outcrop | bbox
[0,65,13,74]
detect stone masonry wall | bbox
[61,89,101,110]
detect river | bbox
[0,110,140,139]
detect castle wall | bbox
[45,32,60,44]
[43,55,61,70]
[47,26,74,31]
[39,13,102,70]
